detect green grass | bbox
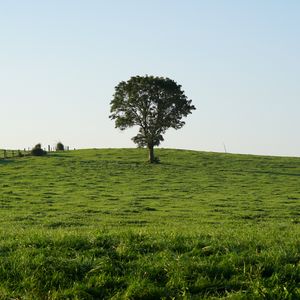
[0,148,299,299]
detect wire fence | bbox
[0,149,29,159]
[0,146,71,159]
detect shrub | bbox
[31,144,47,156]
[18,150,24,157]
[56,142,65,151]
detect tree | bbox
[109,75,196,163]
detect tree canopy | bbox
[110,75,196,163]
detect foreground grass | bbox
[0,148,299,299]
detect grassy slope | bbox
[0,148,299,299]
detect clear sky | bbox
[1,1,300,156]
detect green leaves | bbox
[110,75,196,153]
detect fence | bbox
[0,146,71,159]
[0,149,30,159]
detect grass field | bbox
[0,148,299,299]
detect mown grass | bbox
[0,148,299,299]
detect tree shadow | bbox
[232,169,300,177]
[253,170,300,177]
[48,153,72,158]
[0,159,13,165]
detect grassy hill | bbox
[0,148,299,299]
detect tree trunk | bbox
[148,145,155,163]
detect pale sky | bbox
[1,1,300,156]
